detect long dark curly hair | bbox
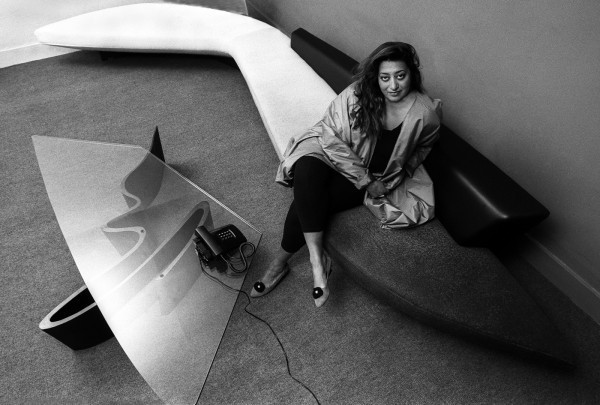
[352,42,423,138]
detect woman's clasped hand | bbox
[366,180,388,198]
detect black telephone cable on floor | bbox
[222,241,256,274]
[197,262,322,405]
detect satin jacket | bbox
[276,83,442,228]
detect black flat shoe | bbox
[251,263,291,298]
[313,253,332,308]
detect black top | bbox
[368,123,402,175]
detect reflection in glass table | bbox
[33,135,261,404]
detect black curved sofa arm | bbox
[424,126,549,246]
[290,27,549,247]
[291,28,357,94]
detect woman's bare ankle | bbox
[268,253,291,276]
[311,264,326,286]
[309,255,324,269]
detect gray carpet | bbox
[2,51,600,404]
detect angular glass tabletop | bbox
[32,135,261,404]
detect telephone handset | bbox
[194,224,252,273]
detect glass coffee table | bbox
[33,135,261,404]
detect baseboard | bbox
[518,234,600,326]
[0,43,77,69]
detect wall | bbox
[247,0,600,318]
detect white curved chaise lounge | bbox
[34,3,337,159]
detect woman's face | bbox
[378,60,412,104]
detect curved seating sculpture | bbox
[35,3,336,158]
[35,3,575,368]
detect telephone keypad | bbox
[217,229,236,241]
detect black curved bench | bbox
[291,28,574,368]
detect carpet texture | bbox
[2,51,600,404]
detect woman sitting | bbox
[251,41,442,307]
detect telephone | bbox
[194,224,253,273]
